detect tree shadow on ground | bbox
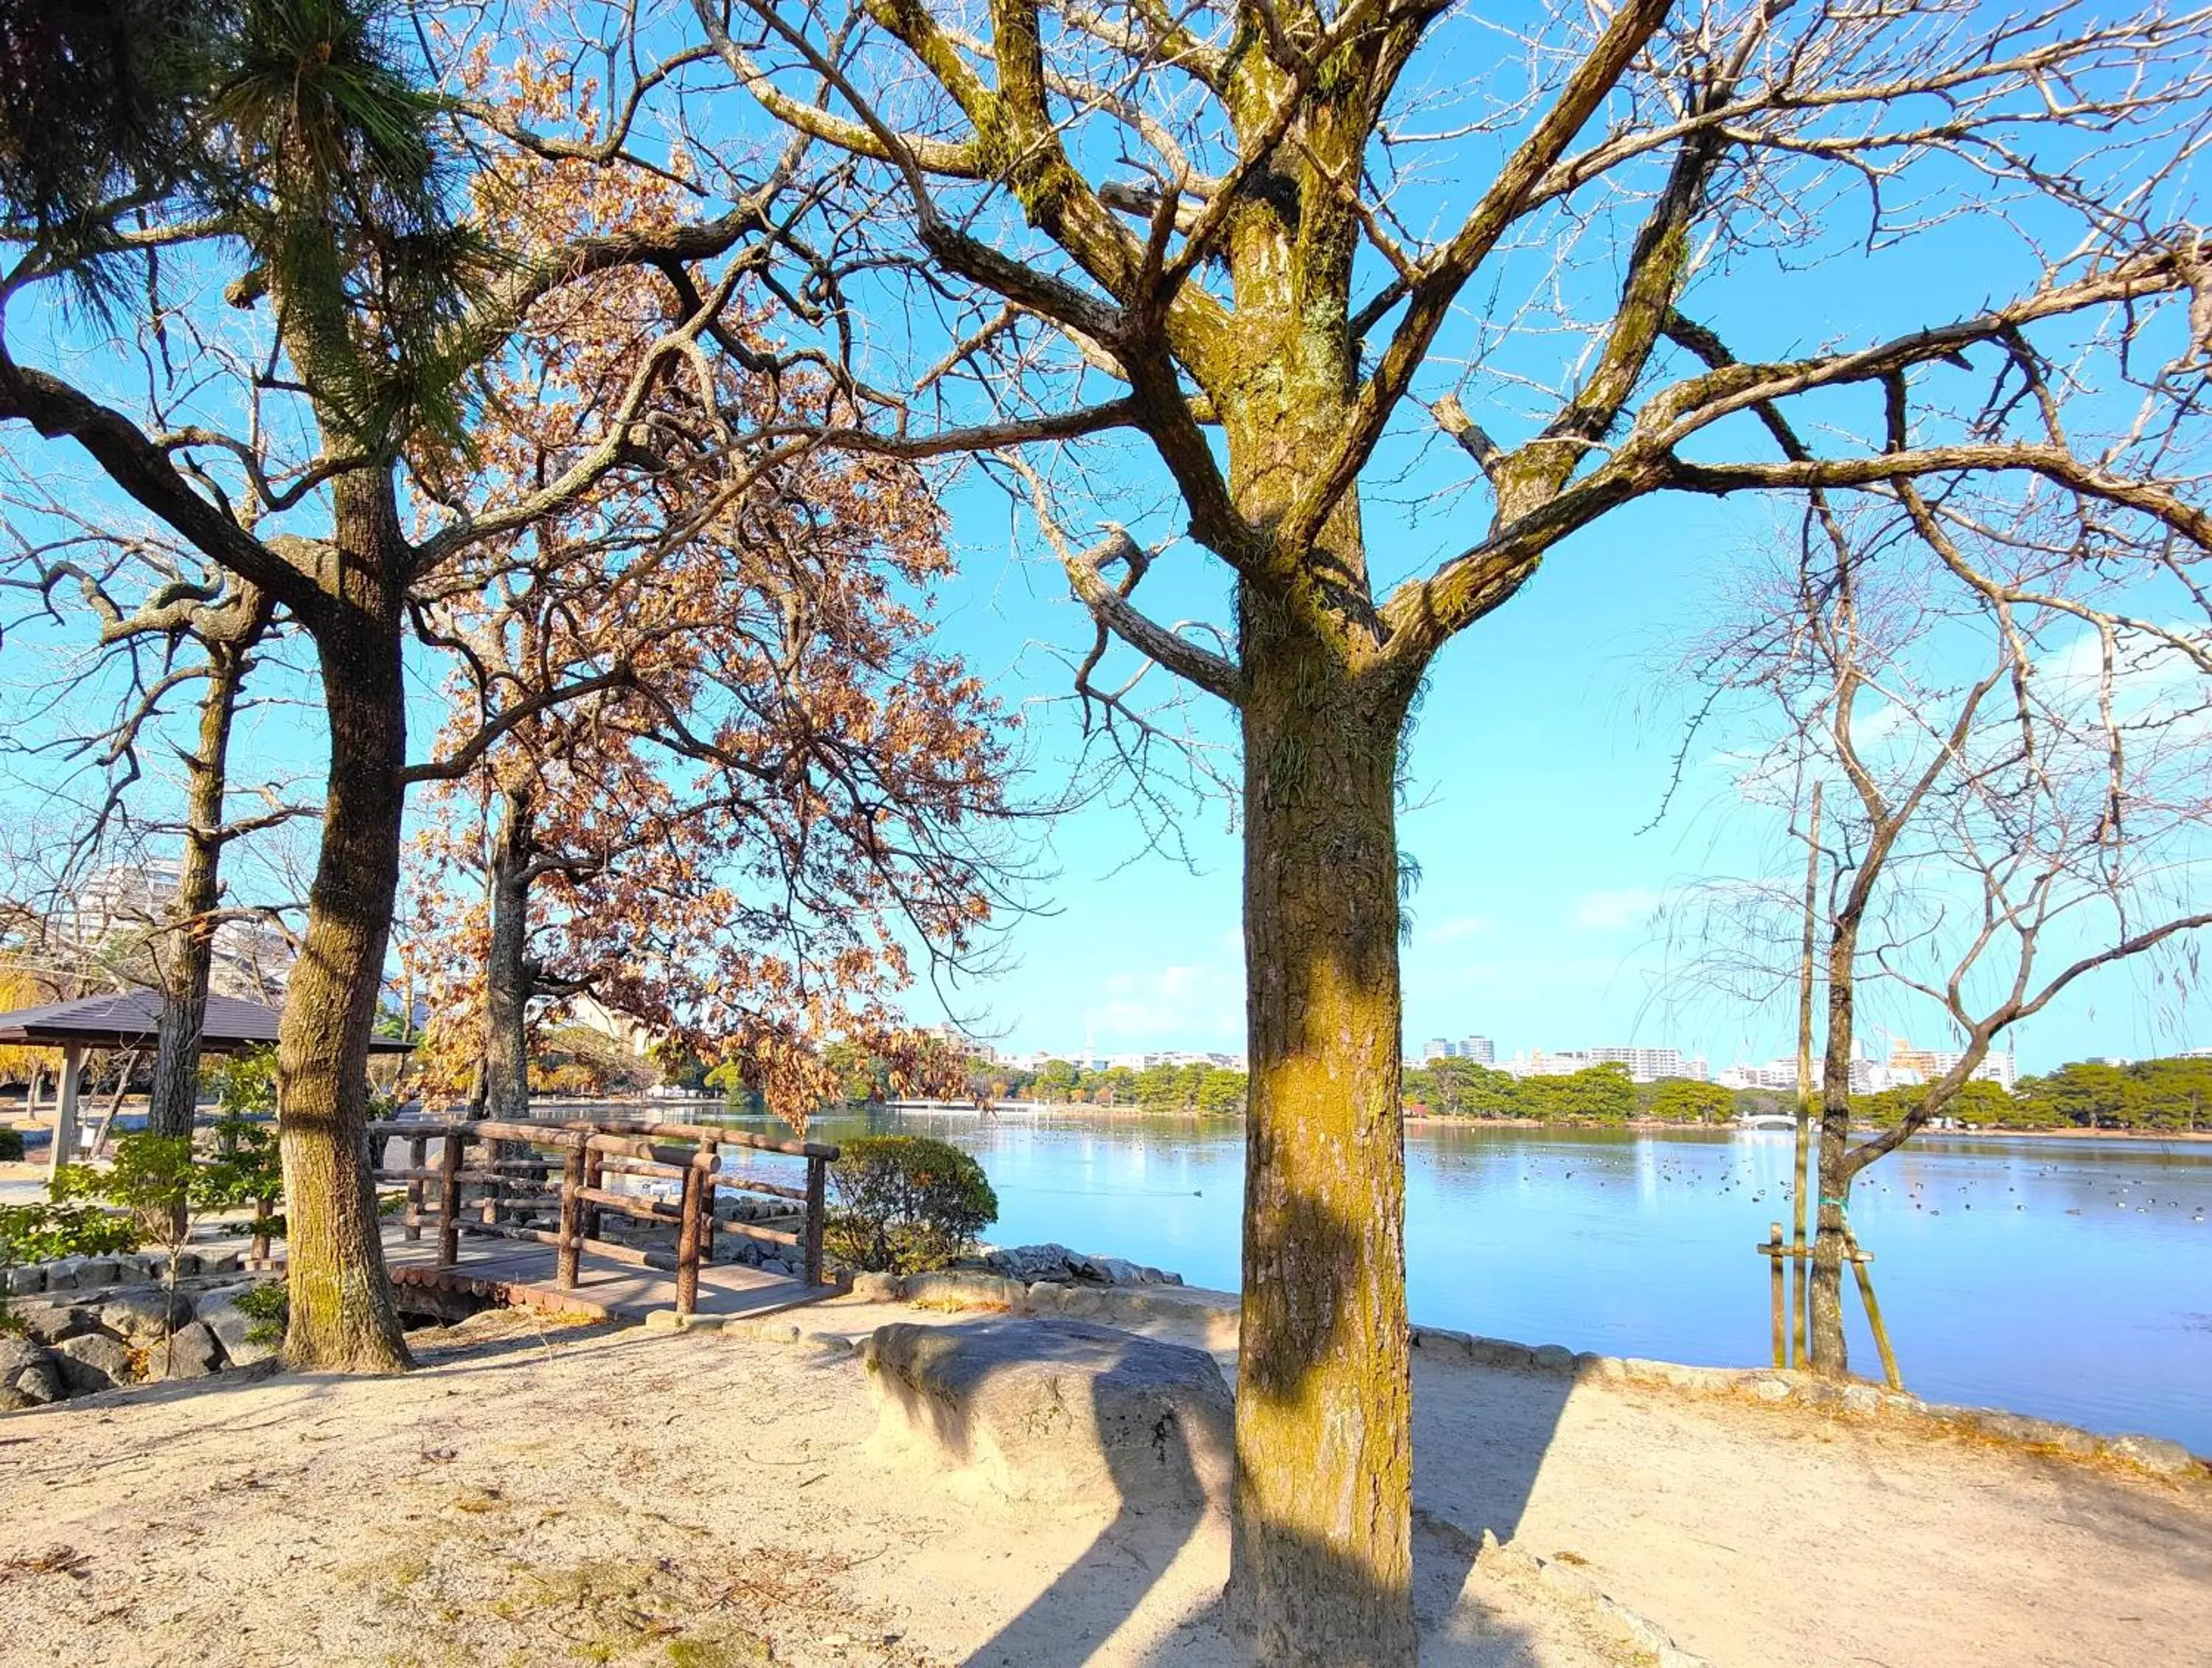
[950,1315,1577,1667]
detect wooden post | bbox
[581,1143,604,1243]
[250,1195,273,1263]
[1792,781,1823,1369]
[403,1134,428,1243]
[803,1153,827,1288]
[1844,1226,1904,1391]
[437,1130,465,1267]
[556,1139,585,1288]
[1766,1222,1786,1369]
[46,1043,84,1183]
[674,1145,706,1317]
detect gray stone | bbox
[902,1270,1027,1310]
[4,1265,44,1296]
[194,1283,279,1368]
[41,1256,86,1292]
[863,1316,1234,1512]
[845,1271,902,1303]
[18,1302,101,1346]
[74,1257,119,1290]
[1841,1384,1882,1414]
[173,1251,204,1276]
[1529,1344,1577,1375]
[0,1336,66,1410]
[1023,1281,1067,1313]
[982,1243,1083,1283]
[2104,1433,2202,1478]
[1537,1558,1599,1602]
[204,1250,242,1275]
[55,1331,135,1393]
[1752,1377,1792,1402]
[100,1285,194,1344]
[155,1321,224,1379]
[1464,1337,1535,1372]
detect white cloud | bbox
[1571,888,1662,931]
[1087,961,1245,1046]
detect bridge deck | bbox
[380,1225,834,1325]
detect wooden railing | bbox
[364,1116,840,1317]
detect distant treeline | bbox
[1404,1060,1732,1123]
[1402,1054,2212,1131]
[970,1058,1249,1116]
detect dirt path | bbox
[0,1293,2203,1668]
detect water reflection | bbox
[650,1102,2212,1451]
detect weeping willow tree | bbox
[0,0,819,1366]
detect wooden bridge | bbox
[366,1116,841,1325]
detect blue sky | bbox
[7,7,2208,1075]
[910,473,2212,1074]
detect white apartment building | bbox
[1421,1035,1496,1064]
[1888,1039,2017,1089]
[1584,1045,1710,1083]
[66,859,293,1000]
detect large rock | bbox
[15,1302,99,1346]
[978,1244,1185,1288]
[4,1265,45,1296]
[55,1332,135,1393]
[863,1317,1234,1512]
[195,1283,279,1368]
[153,1321,224,1380]
[0,1336,64,1410]
[99,1285,195,1344]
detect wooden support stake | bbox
[437,1130,465,1267]
[404,1135,428,1243]
[1844,1225,1904,1391]
[1766,1222,1786,1369]
[557,1141,585,1289]
[581,1143,604,1243]
[803,1154,827,1288]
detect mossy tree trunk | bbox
[275,473,413,1372]
[1230,594,1416,1665]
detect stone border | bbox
[1455,1520,1711,1668]
[826,1271,2206,1484]
[4,1247,254,1296]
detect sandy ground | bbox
[0,1293,2205,1668]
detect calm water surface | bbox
[705,1105,2212,1451]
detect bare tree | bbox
[1670,498,2212,1375]
[0,7,891,1368]
[590,0,2212,1649]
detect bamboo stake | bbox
[1792,782,1823,1369]
[1766,1223,1786,1367]
[1843,1223,1904,1391]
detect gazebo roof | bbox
[0,990,414,1054]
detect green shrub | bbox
[0,1127,24,1162]
[824,1135,997,1274]
[230,1281,289,1347]
[0,1200,139,1264]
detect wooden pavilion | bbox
[0,990,411,1178]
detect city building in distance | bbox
[1421,1035,1495,1065]
[1495,1046,1710,1083]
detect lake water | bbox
[706,1105,2212,1453]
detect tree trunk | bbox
[483,783,535,1125]
[1225,609,1416,1666]
[1808,918,1860,1376]
[147,638,251,1147]
[276,479,412,1372]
